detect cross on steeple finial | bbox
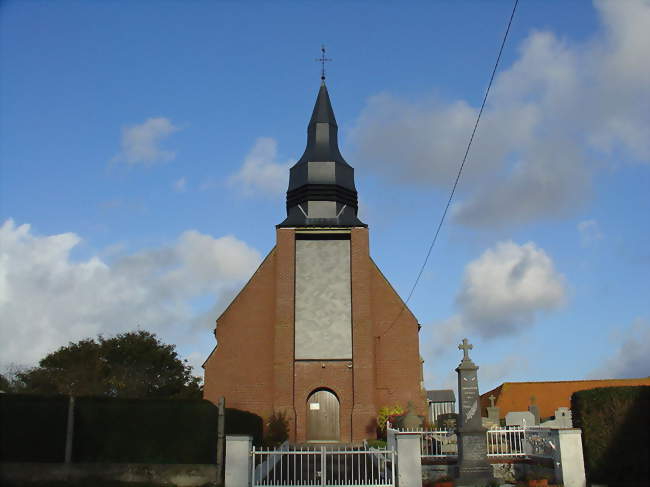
[458,338,473,361]
[316,45,332,81]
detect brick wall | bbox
[293,361,353,442]
[370,256,427,415]
[203,226,426,443]
[202,248,277,420]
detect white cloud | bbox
[590,318,650,379]
[112,117,180,165]
[0,219,261,368]
[431,241,566,346]
[350,0,650,227]
[578,219,603,245]
[458,241,566,335]
[173,177,187,193]
[229,137,290,196]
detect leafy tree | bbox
[0,372,12,392]
[14,331,202,398]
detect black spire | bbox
[278,82,365,228]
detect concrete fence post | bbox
[216,396,226,486]
[395,432,422,487]
[551,428,587,487]
[64,396,75,463]
[225,435,252,487]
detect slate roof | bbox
[480,377,650,419]
[427,389,456,403]
[278,81,365,228]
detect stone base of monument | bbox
[456,462,495,486]
[455,429,495,486]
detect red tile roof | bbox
[480,377,650,419]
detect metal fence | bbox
[387,427,457,458]
[388,423,555,459]
[251,445,395,487]
[486,425,556,458]
[486,426,526,456]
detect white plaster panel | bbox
[295,239,352,359]
[307,200,337,218]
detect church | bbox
[203,80,426,443]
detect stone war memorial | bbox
[202,78,427,444]
[455,338,494,486]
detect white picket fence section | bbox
[387,422,555,459]
[486,426,527,456]
[251,444,395,487]
[390,429,457,458]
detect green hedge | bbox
[225,407,263,446]
[572,386,650,483]
[73,396,218,463]
[0,394,263,464]
[0,393,69,462]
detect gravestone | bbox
[486,394,500,424]
[541,407,573,429]
[455,338,494,486]
[436,412,458,430]
[402,401,424,430]
[528,395,540,425]
[505,411,535,427]
[554,407,572,428]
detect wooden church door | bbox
[306,389,340,441]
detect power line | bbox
[381,0,519,337]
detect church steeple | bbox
[278,81,366,228]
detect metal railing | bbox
[387,426,457,458]
[486,426,526,456]
[486,425,556,458]
[251,444,395,487]
[388,422,555,459]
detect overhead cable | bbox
[381,0,519,337]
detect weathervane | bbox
[316,45,332,81]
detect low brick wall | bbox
[0,463,218,486]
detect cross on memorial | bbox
[489,394,496,408]
[458,338,473,362]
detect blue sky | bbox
[1,0,648,394]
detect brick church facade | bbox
[203,81,426,443]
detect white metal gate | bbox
[252,445,395,487]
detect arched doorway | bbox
[306,389,340,441]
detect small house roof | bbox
[427,389,455,403]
